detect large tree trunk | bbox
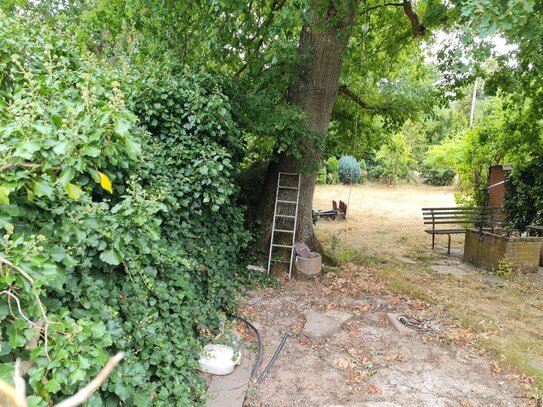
[256,1,357,254]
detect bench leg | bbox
[447,234,451,255]
[432,234,435,250]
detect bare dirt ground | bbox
[241,271,527,407]
[241,183,542,407]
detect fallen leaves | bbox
[368,384,382,394]
[335,357,356,370]
[490,361,502,374]
[446,328,473,346]
[323,264,384,296]
[385,353,403,362]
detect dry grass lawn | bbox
[314,182,543,399]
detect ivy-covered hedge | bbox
[0,14,250,406]
[504,157,543,231]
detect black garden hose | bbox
[256,332,289,384]
[233,315,263,380]
[397,314,434,334]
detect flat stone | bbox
[431,265,468,276]
[397,256,416,265]
[479,274,505,287]
[247,296,262,305]
[302,311,341,340]
[247,265,266,273]
[325,309,354,325]
[206,349,255,407]
[386,313,416,336]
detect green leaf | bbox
[115,380,130,401]
[45,377,61,393]
[27,396,48,407]
[91,322,107,338]
[66,182,83,200]
[53,140,70,155]
[7,320,28,348]
[34,181,53,198]
[0,363,14,385]
[82,143,101,157]
[99,111,111,126]
[13,140,40,160]
[99,249,123,265]
[114,120,131,136]
[58,167,75,186]
[124,136,141,158]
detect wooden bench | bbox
[422,206,505,254]
[333,200,348,219]
[315,200,348,220]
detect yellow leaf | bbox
[0,186,10,204]
[66,183,82,200]
[98,171,113,194]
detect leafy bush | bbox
[374,133,415,185]
[325,157,339,184]
[338,156,361,184]
[421,138,458,186]
[504,157,543,230]
[317,166,327,184]
[421,166,456,186]
[0,14,250,407]
[358,159,368,183]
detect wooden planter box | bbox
[464,228,543,273]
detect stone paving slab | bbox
[431,264,469,276]
[206,349,255,407]
[302,310,341,340]
[396,256,416,265]
[479,274,505,287]
[325,309,354,325]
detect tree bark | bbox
[256,1,357,254]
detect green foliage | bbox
[0,14,251,406]
[358,159,368,183]
[325,157,339,184]
[504,157,543,231]
[338,156,361,184]
[374,133,415,185]
[316,166,327,184]
[421,165,455,186]
[422,142,457,186]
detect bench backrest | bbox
[339,200,348,217]
[422,206,505,229]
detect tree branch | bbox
[0,162,60,173]
[235,0,287,77]
[337,85,387,113]
[0,162,42,172]
[402,0,425,36]
[53,353,125,407]
[365,2,404,13]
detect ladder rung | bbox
[278,186,298,190]
[272,244,292,248]
[276,214,295,219]
[279,172,299,176]
[277,200,297,204]
[274,229,294,233]
[270,259,291,264]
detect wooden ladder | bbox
[267,172,301,278]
